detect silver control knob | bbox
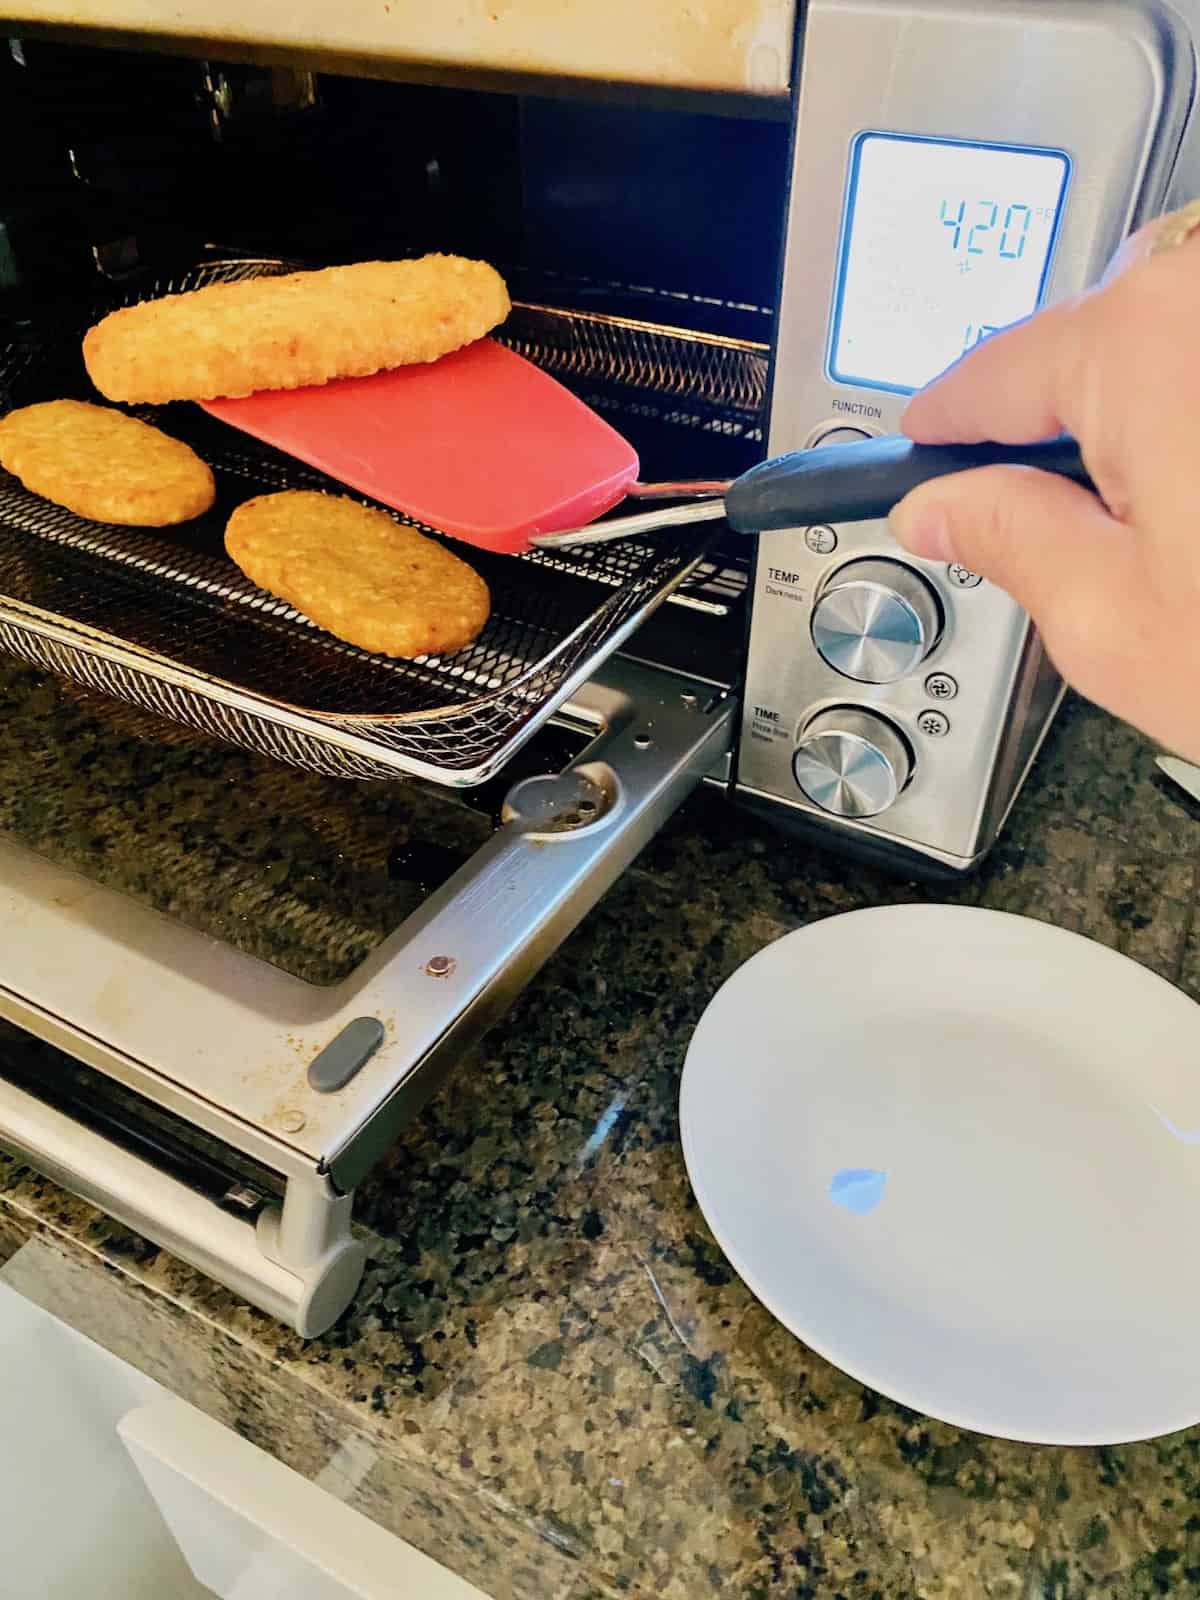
[813,425,871,448]
[792,708,913,819]
[811,558,942,683]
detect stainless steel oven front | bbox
[0,0,1196,1332]
[737,0,1196,874]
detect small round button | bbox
[917,709,951,738]
[805,525,838,555]
[924,672,958,702]
[947,563,983,589]
[814,425,871,448]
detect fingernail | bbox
[889,499,955,564]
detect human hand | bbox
[889,205,1200,761]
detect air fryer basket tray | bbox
[0,258,766,784]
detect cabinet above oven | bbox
[1,0,795,101]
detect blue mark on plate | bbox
[829,1168,888,1216]
[1150,1104,1200,1145]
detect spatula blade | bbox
[201,339,640,555]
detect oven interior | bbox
[0,38,790,794]
[0,35,790,975]
[0,39,790,333]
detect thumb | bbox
[888,464,1141,682]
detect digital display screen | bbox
[828,133,1071,394]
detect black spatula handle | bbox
[723,433,1093,535]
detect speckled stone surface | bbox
[1,656,1199,1599]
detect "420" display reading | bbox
[941,199,1045,259]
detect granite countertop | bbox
[2,655,1200,1600]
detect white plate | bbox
[680,905,1200,1445]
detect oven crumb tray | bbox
[0,259,766,785]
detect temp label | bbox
[762,566,808,604]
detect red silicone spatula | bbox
[201,338,651,556]
[202,337,1097,557]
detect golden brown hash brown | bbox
[225,491,491,659]
[0,400,215,526]
[83,255,511,404]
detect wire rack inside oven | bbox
[0,259,767,784]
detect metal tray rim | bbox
[0,553,707,784]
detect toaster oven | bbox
[0,0,1195,1333]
